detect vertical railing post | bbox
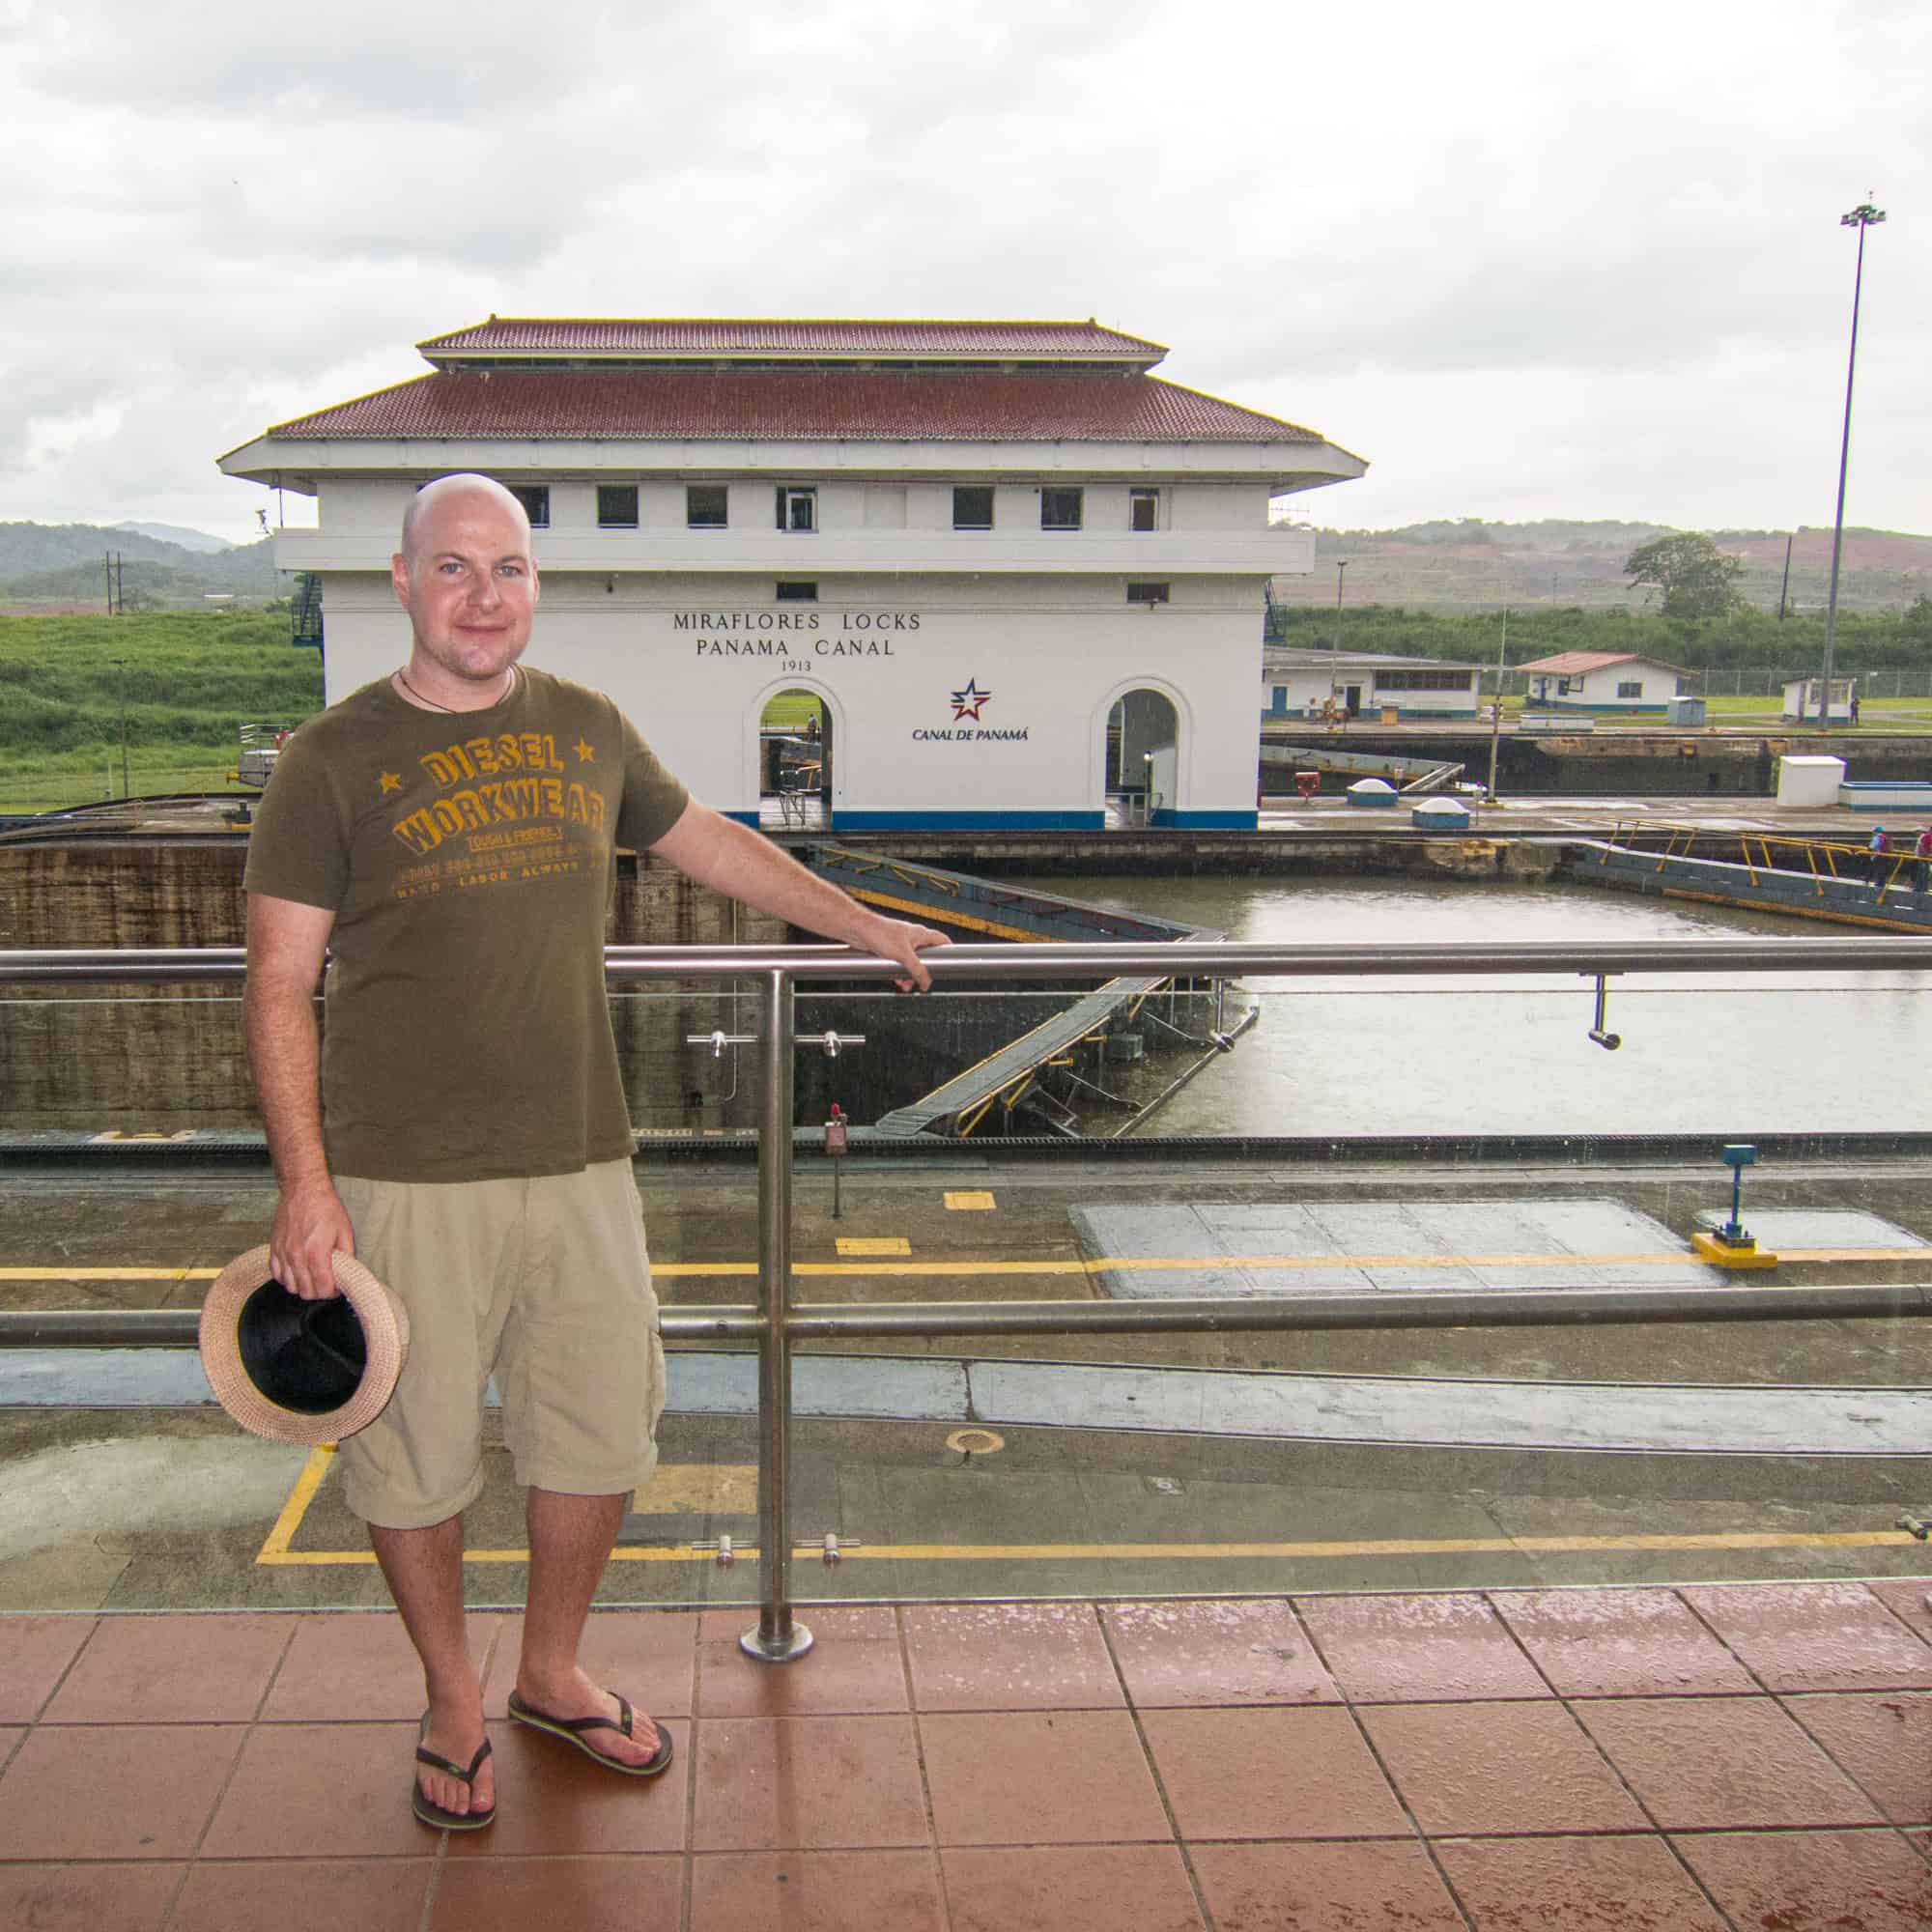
[742,967,812,1662]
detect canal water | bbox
[997,873,1932,1139]
[9,868,1924,1143]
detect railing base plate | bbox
[741,1620,815,1664]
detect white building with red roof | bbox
[1519,650,1698,718]
[219,317,1365,830]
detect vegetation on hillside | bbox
[1268,596,1932,676]
[0,611,324,807]
[1272,520,1929,615]
[1623,532,1746,618]
[0,523,279,608]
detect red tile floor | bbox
[3,1581,1931,1929]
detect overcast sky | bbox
[2,0,1924,543]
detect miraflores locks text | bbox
[679,609,917,662]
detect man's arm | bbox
[648,801,949,989]
[243,892,354,1299]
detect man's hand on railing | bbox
[269,1179,355,1300]
[858,912,951,993]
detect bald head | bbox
[389,472,540,699]
[400,472,531,565]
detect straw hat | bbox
[199,1244,410,1444]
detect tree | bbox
[1624,532,1746,618]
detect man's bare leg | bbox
[370,1517,494,1817]
[514,1487,660,1763]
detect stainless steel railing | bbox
[5,935,1932,1661]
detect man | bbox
[1915,826,1932,895]
[242,473,946,1832]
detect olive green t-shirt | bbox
[242,667,690,1182]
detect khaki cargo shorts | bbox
[330,1158,666,1529]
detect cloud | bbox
[0,0,1926,540]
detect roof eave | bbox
[421,347,1168,373]
[237,433,1358,476]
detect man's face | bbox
[390,489,539,684]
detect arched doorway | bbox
[758,687,833,829]
[1106,688,1179,827]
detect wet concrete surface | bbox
[3,1150,1931,1614]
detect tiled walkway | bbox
[3,1580,1931,1929]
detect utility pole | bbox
[1821,196,1886,728]
[114,660,129,800]
[1331,560,1348,708]
[1486,607,1508,802]
[1777,531,1794,621]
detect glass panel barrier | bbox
[723,978,1930,1611]
[0,945,1927,1622]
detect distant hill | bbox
[0,522,209,575]
[1268,519,1932,615]
[110,521,234,554]
[0,523,278,609]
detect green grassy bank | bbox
[0,611,324,810]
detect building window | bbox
[776,581,817,602]
[1040,486,1083,530]
[509,485,549,529]
[1556,676,1575,696]
[597,485,639,528]
[1129,489,1159,532]
[1375,668,1474,692]
[1125,581,1170,605]
[1617,679,1643,698]
[776,486,817,533]
[952,486,994,530]
[687,485,728,528]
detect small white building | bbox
[1781,676,1858,724]
[219,317,1365,831]
[1263,647,1484,722]
[1519,651,1695,717]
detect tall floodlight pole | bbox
[1820,196,1885,728]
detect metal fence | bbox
[1689,668,1932,699]
[4,937,1931,1660]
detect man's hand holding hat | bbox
[270,1178,358,1301]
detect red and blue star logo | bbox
[950,677,992,722]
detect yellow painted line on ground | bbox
[255,1443,337,1563]
[647,1463,760,1515]
[835,1237,913,1257]
[945,1191,998,1211]
[253,1447,1924,1571]
[9,1246,1928,1288]
[0,1266,221,1282]
[258,1528,1925,1568]
[830,1531,1925,1561]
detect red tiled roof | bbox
[417,317,1167,365]
[265,368,1325,445]
[1519,652,1639,672]
[1520,650,1693,674]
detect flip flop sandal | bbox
[412,1715,496,1832]
[507,1689,674,1777]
